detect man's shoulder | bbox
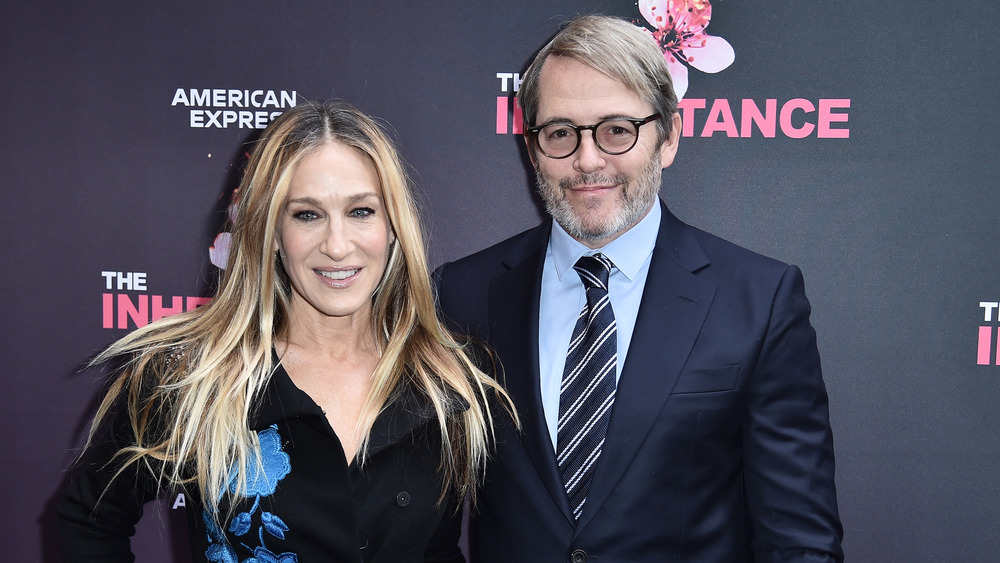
[698,226,786,268]
[663,213,793,282]
[433,223,548,330]
[437,222,549,280]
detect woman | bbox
[58,100,513,562]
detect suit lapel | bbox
[576,203,717,532]
[488,224,575,523]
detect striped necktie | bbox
[557,253,617,521]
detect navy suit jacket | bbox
[435,201,843,562]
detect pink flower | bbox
[209,187,241,270]
[209,232,232,269]
[638,0,735,99]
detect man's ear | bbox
[659,112,682,169]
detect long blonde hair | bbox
[86,100,513,516]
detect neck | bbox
[280,305,378,362]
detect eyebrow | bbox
[535,113,635,127]
[285,192,381,207]
[345,192,381,205]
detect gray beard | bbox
[536,153,662,244]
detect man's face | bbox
[528,56,680,249]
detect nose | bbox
[320,217,354,260]
[573,129,606,173]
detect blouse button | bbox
[396,491,411,507]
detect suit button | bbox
[395,491,410,507]
[569,549,587,563]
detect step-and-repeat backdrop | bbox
[3,1,998,561]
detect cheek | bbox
[355,222,391,260]
[374,229,392,262]
[536,158,560,178]
[275,220,293,253]
[276,226,315,261]
[536,160,571,190]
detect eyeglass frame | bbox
[526,113,662,159]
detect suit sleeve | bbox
[743,265,844,562]
[433,260,491,341]
[433,261,464,334]
[57,406,162,562]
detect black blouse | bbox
[58,362,465,563]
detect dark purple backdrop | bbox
[3,1,999,561]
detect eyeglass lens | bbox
[537,120,639,158]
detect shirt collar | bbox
[549,199,661,282]
[253,350,466,455]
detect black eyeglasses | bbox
[527,113,661,159]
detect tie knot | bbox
[574,253,613,291]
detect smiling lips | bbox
[566,183,618,198]
[562,174,622,194]
[317,268,361,286]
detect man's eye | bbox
[548,127,573,140]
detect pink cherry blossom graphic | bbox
[209,186,240,270]
[209,231,232,269]
[209,153,251,270]
[638,0,735,99]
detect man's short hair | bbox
[517,14,678,143]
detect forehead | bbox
[287,142,381,198]
[535,56,651,123]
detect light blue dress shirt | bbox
[538,202,660,450]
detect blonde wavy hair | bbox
[86,100,513,517]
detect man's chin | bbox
[563,217,627,244]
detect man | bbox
[436,14,843,562]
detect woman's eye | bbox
[350,207,375,218]
[292,210,319,221]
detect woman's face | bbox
[276,141,393,328]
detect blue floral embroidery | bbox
[229,509,253,537]
[261,511,290,540]
[203,511,238,563]
[243,528,297,563]
[230,425,292,497]
[204,424,297,563]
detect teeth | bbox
[319,269,358,280]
